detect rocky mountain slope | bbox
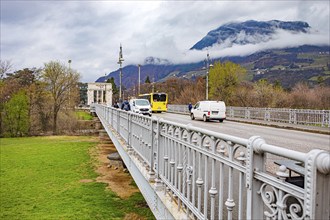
[190,20,310,50]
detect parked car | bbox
[190,101,226,122]
[129,99,152,116]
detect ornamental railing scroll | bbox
[168,105,330,127]
[95,104,330,220]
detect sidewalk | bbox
[226,117,330,135]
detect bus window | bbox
[152,93,167,102]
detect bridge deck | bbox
[94,104,330,220]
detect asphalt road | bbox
[154,112,330,153]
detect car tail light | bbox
[208,111,210,116]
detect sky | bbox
[1,0,329,83]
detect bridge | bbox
[93,104,329,219]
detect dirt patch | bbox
[92,140,139,199]
[124,213,146,220]
[79,179,94,183]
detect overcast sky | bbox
[1,0,329,82]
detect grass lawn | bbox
[75,111,94,120]
[0,136,154,220]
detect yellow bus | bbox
[139,93,168,113]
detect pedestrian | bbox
[121,100,131,111]
[188,103,193,112]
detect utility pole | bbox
[68,60,72,107]
[152,74,155,93]
[117,44,124,100]
[204,52,213,100]
[138,64,141,95]
[104,74,107,105]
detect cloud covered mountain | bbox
[97,20,329,89]
[190,20,311,50]
[143,56,172,65]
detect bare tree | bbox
[0,60,13,79]
[175,77,206,104]
[43,61,80,134]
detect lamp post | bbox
[104,74,107,105]
[138,64,141,95]
[117,44,124,100]
[203,52,213,100]
[68,60,72,107]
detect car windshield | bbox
[135,99,149,106]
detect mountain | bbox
[190,20,310,50]
[96,20,329,89]
[96,60,204,89]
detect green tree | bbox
[317,76,324,85]
[208,61,246,104]
[107,77,119,103]
[43,61,80,134]
[3,90,29,137]
[107,77,118,95]
[145,76,151,84]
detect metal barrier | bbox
[168,105,330,127]
[95,104,330,220]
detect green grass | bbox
[0,136,154,220]
[75,111,94,120]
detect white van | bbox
[190,101,226,122]
[129,99,152,116]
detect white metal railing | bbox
[168,105,330,127]
[95,104,330,220]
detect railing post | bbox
[264,108,270,122]
[209,137,218,220]
[304,149,330,219]
[246,136,266,219]
[228,107,233,118]
[117,110,120,133]
[293,109,297,124]
[111,108,113,126]
[127,112,132,150]
[126,112,129,143]
[106,106,109,122]
[154,118,163,191]
[321,109,330,127]
[148,117,156,182]
[244,107,248,119]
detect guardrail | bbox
[95,104,330,220]
[168,105,330,127]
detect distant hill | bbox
[96,20,329,89]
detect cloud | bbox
[1,1,329,82]
[169,28,330,64]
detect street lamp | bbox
[203,52,213,100]
[68,60,72,70]
[117,44,124,100]
[68,60,72,107]
[138,64,141,95]
[104,74,107,105]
